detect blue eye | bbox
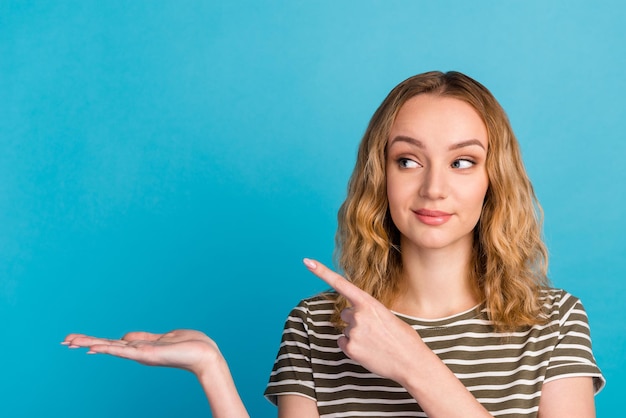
[398,158,419,169]
[451,159,474,169]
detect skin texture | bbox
[538,377,596,417]
[386,95,489,255]
[63,330,249,418]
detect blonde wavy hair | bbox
[334,71,549,331]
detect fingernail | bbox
[60,341,69,345]
[303,258,317,269]
[87,350,96,355]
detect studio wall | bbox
[2,1,624,416]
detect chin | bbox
[418,241,457,251]
[403,233,474,253]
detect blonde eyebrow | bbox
[448,139,485,150]
[389,136,485,151]
[388,136,424,148]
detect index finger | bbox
[303,258,374,306]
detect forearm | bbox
[399,346,492,418]
[196,353,250,418]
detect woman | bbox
[64,71,604,417]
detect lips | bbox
[413,209,452,226]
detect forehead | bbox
[389,94,488,149]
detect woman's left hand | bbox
[303,258,426,386]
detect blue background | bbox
[2,1,624,416]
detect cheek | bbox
[467,178,489,215]
[386,172,409,205]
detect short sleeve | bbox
[264,300,316,405]
[544,293,605,393]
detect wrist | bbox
[195,350,250,418]
[194,346,227,384]
[394,341,430,390]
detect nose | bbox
[418,165,448,200]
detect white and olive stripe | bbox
[265,289,604,418]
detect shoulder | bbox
[290,291,338,316]
[539,288,587,321]
[540,289,605,392]
[539,287,578,306]
[280,292,338,330]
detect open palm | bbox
[64,329,220,376]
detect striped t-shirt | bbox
[265,288,604,417]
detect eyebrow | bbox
[389,136,485,151]
[448,139,485,151]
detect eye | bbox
[451,158,475,169]
[397,158,420,169]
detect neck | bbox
[391,239,480,319]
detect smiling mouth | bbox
[413,209,452,226]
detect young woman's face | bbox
[386,94,489,253]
